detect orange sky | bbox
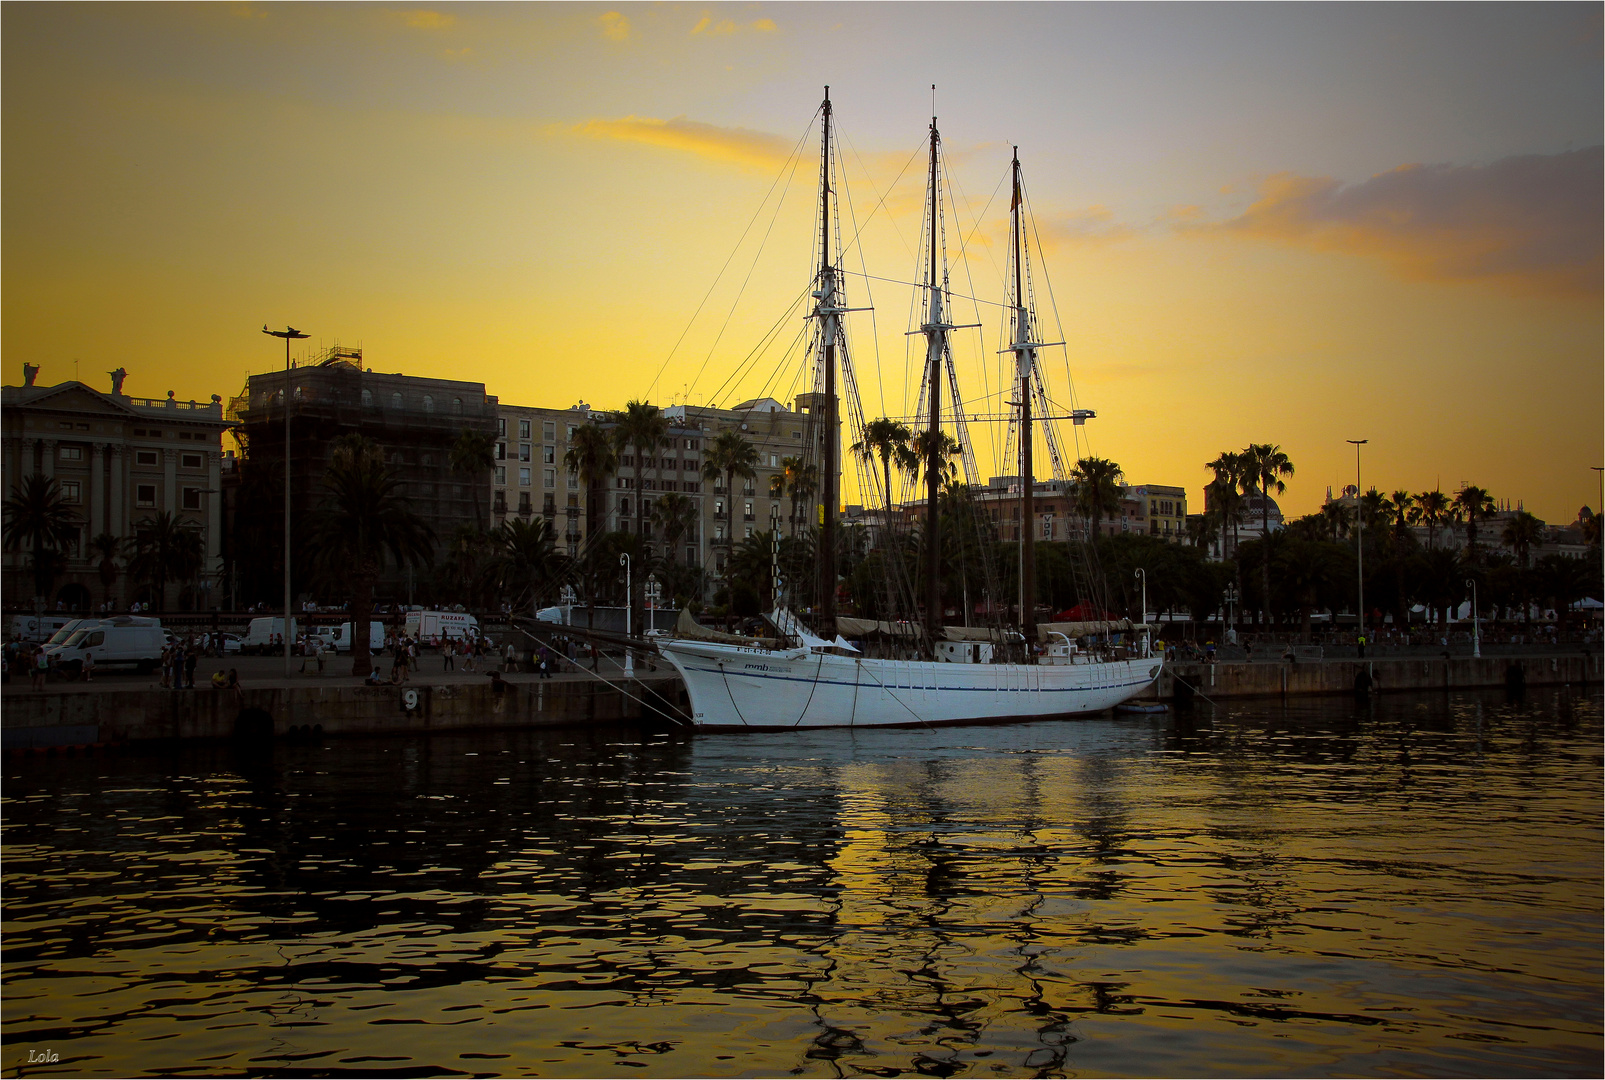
[4,3,1600,523]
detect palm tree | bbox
[701,429,759,551]
[651,491,701,566]
[614,400,670,540]
[1320,499,1352,541]
[493,515,567,613]
[307,435,435,676]
[563,421,619,544]
[449,427,497,531]
[769,456,818,535]
[852,417,917,512]
[3,475,82,602]
[1453,485,1497,557]
[1204,451,1246,557]
[1241,443,1294,624]
[128,510,203,612]
[89,532,122,610]
[1415,488,1451,550]
[1580,507,1601,549]
[1071,456,1124,537]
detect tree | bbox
[614,400,670,539]
[852,417,917,512]
[701,429,759,549]
[3,475,82,603]
[769,456,818,535]
[1453,485,1497,558]
[128,511,203,611]
[449,427,497,531]
[563,421,619,544]
[651,492,701,565]
[1241,443,1294,624]
[1415,488,1451,550]
[493,515,568,613]
[1071,456,1124,537]
[89,532,122,610]
[307,435,435,676]
[912,430,962,489]
[1320,499,1352,541]
[1204,451,1246,556]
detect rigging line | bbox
[683,144,815,407]
[1021,180,1088,458]
[836,120,885,441]
[838,269,1015,311]
[645,113,820,402]
[942,156,1006,481]
[837,127,930,273]
[700,284,812,409]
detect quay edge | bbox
[2,674,689,750]
[1145,651,1601,702]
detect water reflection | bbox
[3,688,1600,1077]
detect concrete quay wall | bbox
[2,675,689,749]
[1146,652,1600,702]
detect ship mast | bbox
[1010,147,1037,646]
[922,112,944,645]
[815,88,839,633]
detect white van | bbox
[243,617,298,654]
[403,610,486,643]
[9,614,74,642]
[326,621,387,654]
[45,623,165,673]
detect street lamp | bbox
[619,551,632,676]
[1224,583,1239,641]
[1133,567,1148,657]
[1466,577,1481,658]
[1347,439,1368,648]
[264,325,309,677]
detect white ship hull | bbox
[656,639,1161,731]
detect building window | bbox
[543,494,555,514]
[452,397,462,415]
[182,487,202,511]
[744,501,754,521]
[619,497,631,516]
[543,468,555,489]
[390,392,403,410]
[494,442,506,460]
[494,491,507,513]
[495,466,506,485]
[543,421,555,441]
[136,484,157,507]
[518,492,531,513]
[361,388,374,407]
[745,526,753,539]
[519,419,531,439]
[543,445,555,464]
[60,480,81,503]
[181,452,203,469]
[422,395,434,413]
[519,467,531,487]
[684,481,700,494]
[519,443,532,462]
[686,546,697,565]
[498,417,506,436]
[135,449,158,467]
[685,438,699,450]
[568,472,578,490]
[715,499,725,518]
[715,523,726,541]
[59,445,83,462]
[768,454,778,467]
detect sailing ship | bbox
[655,90,1160,730]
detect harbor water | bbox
[4,687,1600,1077]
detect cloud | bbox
[1033,205,1136,248]
[691,12,778,35]
[1204,147,1602,297]
[574,115,792,170]
[400,10,455,30]
[598,11,631,41]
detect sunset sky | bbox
[4,3,1600,523]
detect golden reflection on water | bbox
[2,688,1601,1077]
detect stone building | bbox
[2,364,233,609]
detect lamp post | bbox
[1347,439,1367,649]
[263,325,309,677]
[1224,583,1239,642]
[1133,567,1148,657]
[1466,577,1481,658]
[619,551,632,676]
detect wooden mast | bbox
[923,111,943,646]
[817,87,839,632]
[1013,148,1037,647]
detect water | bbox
[4,688,1600,1078]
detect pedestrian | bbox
[503,642,515,673]
[537,645,552,679]
[442,637,455,672]
[82,650,96,682]
[32,646,48,690]
[461,639,475,673]
[184,647,198,689]
[1357,632,1367,659]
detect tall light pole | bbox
[264,325,309,677]
[1465,577,1481,658]
[619,551,632,676]
[1347,439,1367,647]
[1133,567,1148,657]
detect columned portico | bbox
[89,443,106,539]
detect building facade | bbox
[2,365,233,609]
[230,349,496,599]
